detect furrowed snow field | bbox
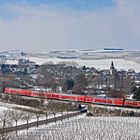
[11,115,140,140]
[27,57,140,72]
[6,57,140,72]
[4,50,140,72]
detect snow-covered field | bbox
[5,49,140,72]
[10,114,140,140]
[0,106,8,111]
[7,56,140,72]
[29,57,140,72]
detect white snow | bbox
[6,60,18,65]
[15,111,69,126]
[28,57,140,72]
[10,114,140,140]
[0,106,8,111]
[4,49,140,72]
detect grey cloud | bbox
[0,0,140,51]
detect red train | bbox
[3,87,140,108]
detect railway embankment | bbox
[87,105,140,117]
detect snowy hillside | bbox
[3,49,140,72]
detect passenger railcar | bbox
[92,97,124,106]
[124,100,140,108]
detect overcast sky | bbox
[0,0,140,51]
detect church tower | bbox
[109,61,120,88]
[110,61,115,75]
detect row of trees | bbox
[0,101,76,136]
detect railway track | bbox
[3,87,140,108]
[0,92,139,112]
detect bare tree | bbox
[34,109,42,127]
[57,103,69,121]
[22,111,33,130]
[51,108,57,123]
[0,110,10,129]
[9,110,23,133]
[122,77,132,92]
[44,109,51,125]
[48,104,58,123]
[39,90,45,107]
[0,110,12,140]
[0,110,14,140]
[74,73,88,94]
[58,106,64,121]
